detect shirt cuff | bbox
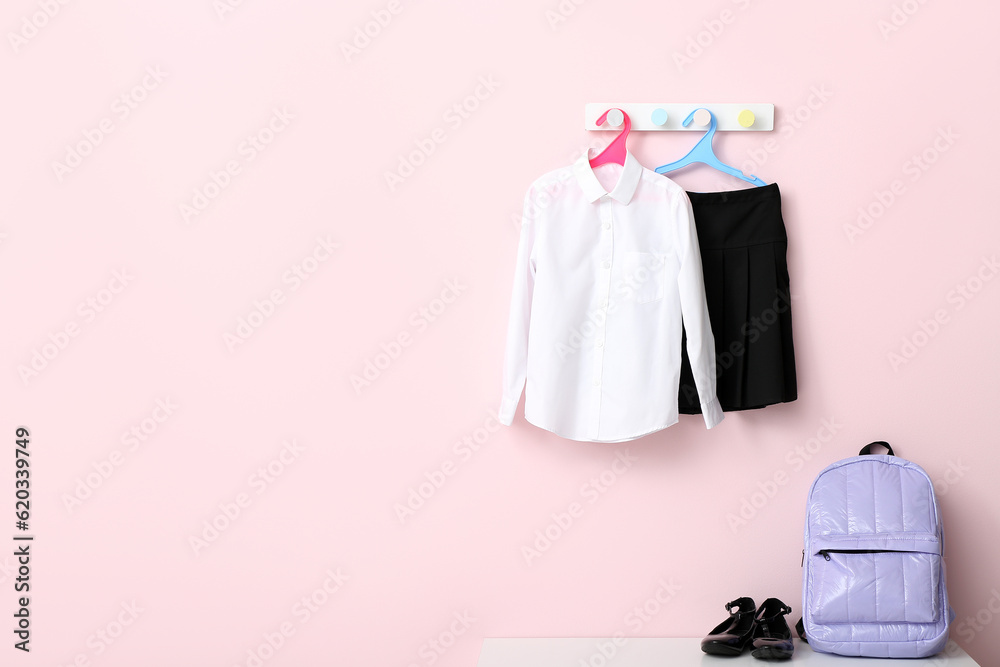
[498,396,518,426]
[701,398,724,429]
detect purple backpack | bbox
[801,441,954,657]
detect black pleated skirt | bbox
[678,183,797,413]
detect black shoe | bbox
[750,598,794,660]
[701,597,757,656]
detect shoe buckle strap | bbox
[725,599,750,615]
[759,604,792,622]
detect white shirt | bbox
[499,149,723,442]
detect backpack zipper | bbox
[817,549,910,561]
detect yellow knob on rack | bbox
[737,109,756,128]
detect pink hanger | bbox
[589,108,631,168]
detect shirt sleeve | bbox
[674,191,724,429]
[499,187,539,425]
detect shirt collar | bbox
[573,148,643,205]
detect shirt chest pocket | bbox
[623,250,671,304]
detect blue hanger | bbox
[655,109,767,186]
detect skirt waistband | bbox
[684,183,786,249]
[685,182,781,205]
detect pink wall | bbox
[3,0,999,665]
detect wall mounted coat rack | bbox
[585,103,774,131]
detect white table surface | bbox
[477,638,979,666]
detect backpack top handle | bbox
[859,441,894,456]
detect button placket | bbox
[592,198,614,437]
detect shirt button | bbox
[596,339,604,348]
[593,378,601,386]
[601,260,611,270]
[602,222,611,230]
